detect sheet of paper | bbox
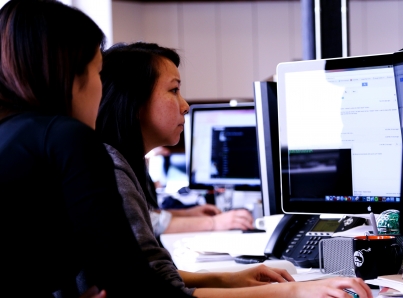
[184,232,271,256]
[366,274,403,293]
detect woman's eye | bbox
[172,88,179,94]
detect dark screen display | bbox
[311,219,340,232]
[211,126,260,179]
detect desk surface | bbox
[160,214,284,271]
[162,230,253,271]
[161,230,381,296]
[160,230,307,274]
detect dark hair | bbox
[96,42,180,207]
[0,0,105,115]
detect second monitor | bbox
[188,103,261,201]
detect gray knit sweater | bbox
[105,144,195,296]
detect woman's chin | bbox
[168,138,180,147]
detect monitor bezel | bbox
[277,52,402,215]
[187,102,261,191]
[254,81,283,216]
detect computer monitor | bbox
[253,81,283,216]
[276,52,403,215]
[188,103,260,192]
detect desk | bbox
[161,230,381,296]
[160,230,276,273]
[160,215,284,272]
[161,230,314,275]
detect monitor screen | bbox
[277,52,403,215]
[188,103,260,191]
[254,81,283,216]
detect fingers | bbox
[213,209,254,230]
[230,209,254,230]
[185,205,220,216]
[351,278,373,298]
[314,277,373,298]
[227,212,254,230]
[334,277,373,298]
[269,267,295,282]
[263,267,295,283]
[202,204,221,215]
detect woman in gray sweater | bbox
[95,41,373,298]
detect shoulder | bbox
[13,112,98,144]
[103,144,136,176]
[19,113,115,177]
[41,115,109,162]
[104,144,144,194]
[47,114,98,142]
[1,112,104,155]
[1,112,87,135]
[104,144,128,167]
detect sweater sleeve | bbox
[105,145,196,296]
[150,210,172,237]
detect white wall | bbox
[112,1,302,101]
[1,0,400,101]
[112,0,403,102]
[349,0,403,56]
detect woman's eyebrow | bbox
[172,78,181,84]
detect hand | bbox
[172,204,222,217]
[213,209,254,230]
[80,286,106,298]
[291,277,373,298]
[226,264,294,287]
